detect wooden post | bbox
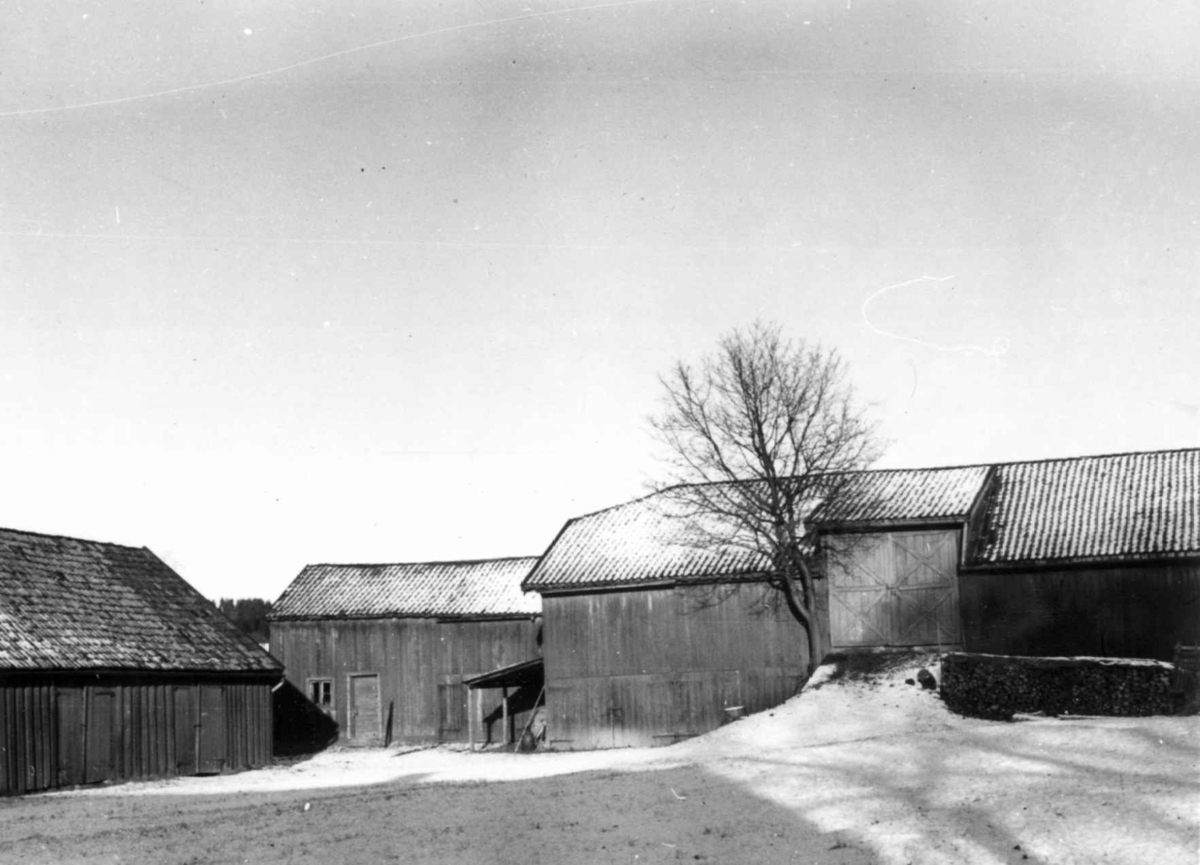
[501,687,509,745]
[468,688,475,751]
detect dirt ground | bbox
[2,656,1197,865]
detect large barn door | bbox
[829,530,961,648]
[348,674,382,744]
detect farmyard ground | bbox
[3,657,1197,865]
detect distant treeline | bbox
[216,598,272,644]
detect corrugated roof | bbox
[810,465,991,524]
[0,527,282,673]
[971,449,1200,565]
[269,557,541,621]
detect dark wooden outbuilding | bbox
[269,557,542,746]
[0,527,282,796]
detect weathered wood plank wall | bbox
[271,617,540,745]
[542,582,808,749]
[0,675,273,796]
[959,560,1200,661]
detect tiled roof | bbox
[970,449,1200,565]
[524,449,1200,590]
[809,465,991,524]
[521,490,771,591]
[0,527,282,673]
[269,557,541,621]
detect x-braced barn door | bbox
[828,529,962,648]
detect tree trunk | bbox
[803,607,823,676]
[777,563,824,678]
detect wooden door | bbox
[890,531,961,645]
[57,688,86,787]
[828,534,895,647]
[348,674,382,744]
[828,530,961,648]
[84,689,116,783]
[174,686,197,775]
[197,686,227,774]
[438,680,466,741]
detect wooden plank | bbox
[8,687,21,793]
[0,687,9,795]
[44,685,56,792]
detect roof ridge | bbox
[992,446,1200,470]
[0,524,147,552]
[574,464,989,523]
[303,555,540,569]
[579,449,1196,522]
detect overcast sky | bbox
[2,1,1197,601]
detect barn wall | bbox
[271,617,540,745]
[959,559,1200,661]
[437,619,542,745]
[541,582,808,749]
[0,674,273,796]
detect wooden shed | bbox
[268,557,542,746]
[0,527,281,796]
[809,449,1200,661]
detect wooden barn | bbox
[522,466,982,749]
[0,527,281,796]
[812,449,1200,661]
[524,448,1199,749]
[268,557,542,747]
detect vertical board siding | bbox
[0,676,275,796]
[959,560,1200,661]
[542,582,808,749]
[271,616,541,746]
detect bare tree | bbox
[649,321,883,674]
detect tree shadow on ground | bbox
[723,710,1198,864]
[0,765,878,865]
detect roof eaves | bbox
[810,516,970,533]
[961,549,1200,572]
[530,569,775,596]
[521,517,580,590]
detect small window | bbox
[308,678,333,713]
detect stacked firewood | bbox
[941,652,1175,721]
